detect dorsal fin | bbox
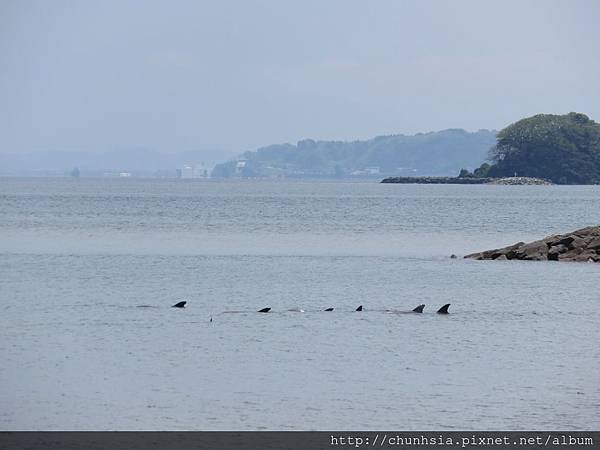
[258,307,271,313]
[324,307,334,311]
[437,304,451,314]
[412,304,425,313]
[355,305,363,311]
[172,301,186,308]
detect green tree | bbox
[473,162,490,178]
[482,112,600,184]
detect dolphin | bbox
[355,305,363,311]
[172,301,187,308]
[387,304,425,314]
[437,304,451,314]
[324,307,334,312]
[258,307,271,313]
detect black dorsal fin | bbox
[258,307,271,313]
[412,304,425,313]
[437,304,451,314]
[355,305,363,311]
[324,307,334,311]
[172,301,186,308]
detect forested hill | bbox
[212,129,496,178]
[467,112,600,184]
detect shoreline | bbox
[381,176,552,185]
[465,225,600,263]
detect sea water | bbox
[1,178,599,429]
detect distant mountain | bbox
[212,129,497,178]
[0,148,236,177]
[1,129,498,178]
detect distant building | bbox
[235,159,247,174]
[178,163,211,179]
[180,165,194,178]
[350,166,381,176]
[119,172,132,177]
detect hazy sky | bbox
[1,0,599,154]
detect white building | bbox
[235,159,247,174]
[179,163,211,179]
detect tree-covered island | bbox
[460,112,600,184]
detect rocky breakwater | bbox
[488,177,552,185]
[381,176,492,184]
[381,176,553,185]
[465,226,600,262]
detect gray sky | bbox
[1,0,599,154]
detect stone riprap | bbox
[381,176,551,185]
[464,226,600,262]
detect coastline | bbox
[465,225,600,263]
[381,176,552,185]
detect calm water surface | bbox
[1,178,599,429]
